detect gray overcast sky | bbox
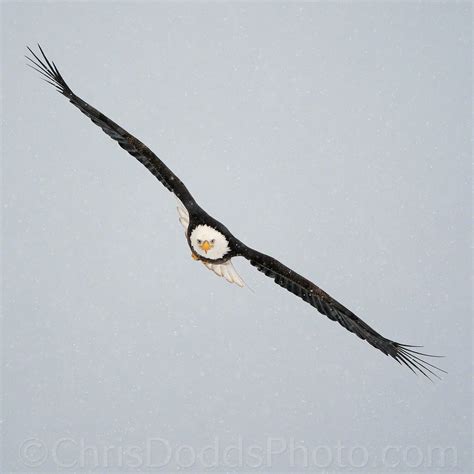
[2,1,472,472]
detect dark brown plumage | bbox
[244,248,444,378]
[26,45,197,211]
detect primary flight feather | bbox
[26,45,445,380]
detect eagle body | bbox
[177,201,246,286]
[186,208,241,262]
[26,45,444,379]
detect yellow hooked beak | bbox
[199,240,213,253]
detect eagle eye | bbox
[210,239,215,244]
[197,239,202,244]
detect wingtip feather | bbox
[26,44,72,96]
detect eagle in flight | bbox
[27,45,444,380]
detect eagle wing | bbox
[241,246,444,379]
[26,45,197,211]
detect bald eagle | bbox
[26,45,444,380]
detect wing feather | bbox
[242,247,445,380]
[26,44,197,211]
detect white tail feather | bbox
[204,260,245,288]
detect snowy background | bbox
[2,2,472,472]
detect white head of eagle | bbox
[190,225,230,260]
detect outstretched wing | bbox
[241,247,445,380]
[26,44,198,211]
